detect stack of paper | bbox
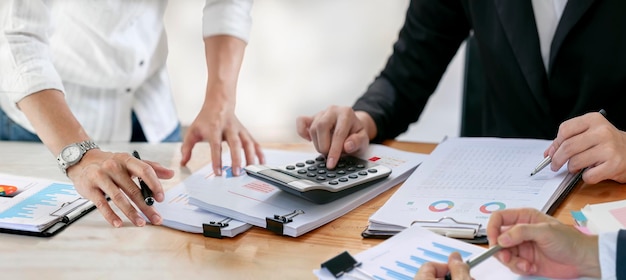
[314,224,519,279]
[366,137,580,239]
[573,200,626,234]
[186,145,426,237]
[153,183,251,237]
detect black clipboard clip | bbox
[202,217,233,239]
[321,251,375,279]
[411,217,487,244]
[265,209,304,235]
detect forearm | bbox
[203,35,246,108]
[17,89,90,155]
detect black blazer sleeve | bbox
[618,229,626,279]
[352,0,470,142]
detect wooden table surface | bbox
[0,140,623,279]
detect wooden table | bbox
[0,140,623,279]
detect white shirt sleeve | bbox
[0,0,65,103]
[599,231,618,280]
[202,0,253,42]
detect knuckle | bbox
[109,191,127,204]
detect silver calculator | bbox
[244,155,392,204]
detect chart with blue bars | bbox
[375,241,472,280]
[0,183,77,221]
[323,225,548,280]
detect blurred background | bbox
[164,0,465,144]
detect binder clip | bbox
[265,209,304,235]
[202,217,232,239]
[412,217,486,243]
[321,251,373,279]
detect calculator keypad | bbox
[280,156,380,189]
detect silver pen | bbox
[530,109,607,176]
[466,244,503,268]
[530,156,552,176]
[444,245,503,280]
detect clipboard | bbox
[362,217,489,244]
[0,197,96,237]
[0,173,97,238]
[362,138,584,244]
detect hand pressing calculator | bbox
[244,155,392,204]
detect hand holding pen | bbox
[132,150,155,206]
[438,245,502,280]
[528,109,626,184]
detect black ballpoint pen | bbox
[132,150,155,206]
[530,109,607,176]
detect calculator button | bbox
[316,176,326,181]
[357,164,365,168]
[307,173,316,177]
[338,178,349,182]
[286,165,295,170]
[329,181,338,185]
[307,166,317,171]
[337,170,346,175]
[358,171,368,176]
[297,169,307,174]
[315,156,325,161]
[317,169,326,174]
[347,167,356,171]
[326,173,336,178]
[296,163,305,167]
[368,169,378,173]
[305,160,315,164]
[318,163,326,168]
[348,174,358,179]
[337,163,345,168]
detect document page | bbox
[187,145,425,237]
[0,173,86,232]
[369,137,571,236]
[314,224,589,280]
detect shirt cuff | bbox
[202,0,253,43]
[599,231,618,279]
[3,59,65,103]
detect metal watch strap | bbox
[57,140,99,176]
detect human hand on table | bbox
[486,208,600,278]
[297,106,375,169]
[67,149,174,227]
[414,252,471,280]
[545,110,626,184]
[180,102,264,177]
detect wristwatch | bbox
[57,140,99,176]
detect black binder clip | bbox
[265,209,304,235]
[321,251,373,279]
[202,217,233,239]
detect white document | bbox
[0,173,92,233]
[153,183,252,237]
[314,224,591,280]
[186,145,426,237]
[368,137,579,237]
[580,199,626,234]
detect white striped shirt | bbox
[0,0,252,142]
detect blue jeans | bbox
[0,108,41,141]
[0,108,181,142]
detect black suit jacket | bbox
[353,0,626,142]
[618,230,626,279]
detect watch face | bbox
[61,145,82,164]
